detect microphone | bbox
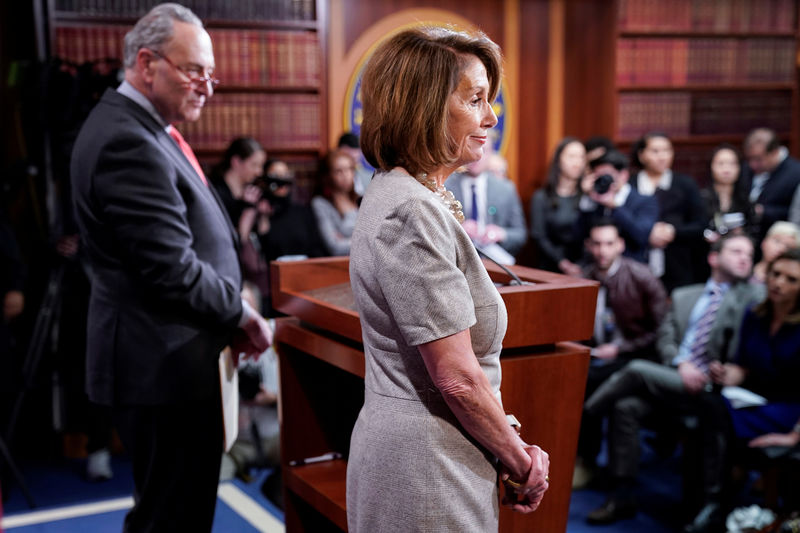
[474,245,531,286]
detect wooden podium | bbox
[272,257,598,532]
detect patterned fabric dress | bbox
[347,169,508,532]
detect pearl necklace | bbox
[415,173,465,223]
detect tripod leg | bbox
[0,435,36,508]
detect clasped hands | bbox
[500,443,550,513]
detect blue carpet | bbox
[2,445,693,532]
[2,457,283,532]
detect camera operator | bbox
[578,150,658,264]
[252,160,326,315]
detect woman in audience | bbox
[529,136,586,275]
[686,248,800,532]
[311,149,360,256]
[210,137,270,300]
[631,131,706,291]
[701,144,752,244]
[347,26,549,532]
[210,137,267,230]
[751,221,800,284]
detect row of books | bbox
[617,91,791,139]
[208,29,320,88]
[180,93,321,151]
[691,91,791,135]
[54,0,316,21]
[617,38,796,85]
[54,26,321,88]
[618,0,796,33]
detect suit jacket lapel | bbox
[106,90,239,246]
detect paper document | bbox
[219,348,239,452]
[721,386,768,409]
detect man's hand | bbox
[708,361,746,387]
[3,290,24,321]
[461,219,480,240]
[480,224,507,245]
[749,431,800,449]
[232,303,272,362]
[649,222,675,248]
[678,361,708,394]
[592,343,619,361]
[558,258,582,277]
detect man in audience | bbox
[578,149,659,264]
[574,218,668,489]
[70,5,271,530]
[582,233,763,525]
[742,128,800,245]
[445,146,528,259]
[337,131,373,195]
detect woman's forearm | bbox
[419,329,532,480]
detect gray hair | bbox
[123,3,203,69]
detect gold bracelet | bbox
[503,477,523,489]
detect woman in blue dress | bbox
[686,247,800,533]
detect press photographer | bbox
[578,149,659,265]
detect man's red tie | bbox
[168,125,208,187]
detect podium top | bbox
[271,257,598,348]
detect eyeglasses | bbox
[148,49,220,89]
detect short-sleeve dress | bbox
[346,169,509,532]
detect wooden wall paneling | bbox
[339,0,505,54]
[517,0,551,202]
[563,0,617,144]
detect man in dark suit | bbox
[742,128,800,245]
[71,4,271,531]
[581,234,763,525]
[578,150,659,264]
[445,149,528,258]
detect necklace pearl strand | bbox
[414,173,465,223]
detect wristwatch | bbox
[507,414,521,435]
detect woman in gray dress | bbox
[346,26,550,532]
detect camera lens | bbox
[593,174,614,195]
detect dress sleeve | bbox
[373,196,476,346]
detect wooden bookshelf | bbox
[564,0,799,181]
[47,0,328,166]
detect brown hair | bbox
[318,149,359,210]
[754,247,800,324]
[359,26,502,177]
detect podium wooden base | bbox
[272,258,597,532]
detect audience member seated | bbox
[578,149,658,264]
[582,234,762,525]
[700,144,753,245]
[311,149,359,256]
[337,131,373,196]
[631,131,707,292]
[742,128,800,246]
[686,248,800,533]
[529,137,586,275]
[444,146,527,259]
[574,218,668,489]
[751,221,800,284]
